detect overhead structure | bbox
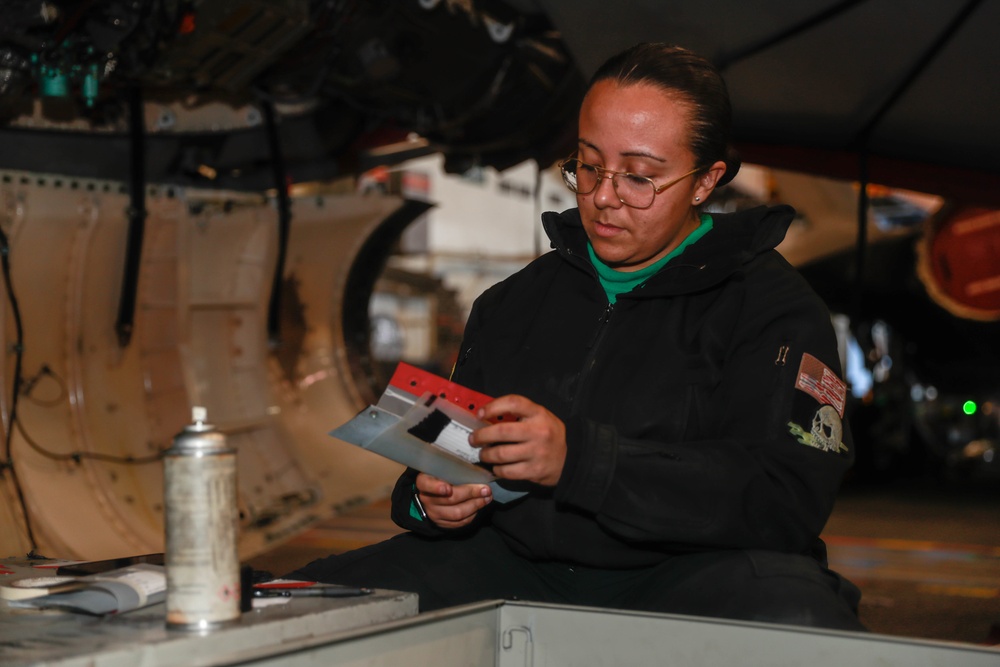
[537,0,999,205]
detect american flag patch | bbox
[795,353,847,417]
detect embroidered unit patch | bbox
[788,408,849,454]
[795,353,847,417]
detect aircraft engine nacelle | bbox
[0,172,417,560]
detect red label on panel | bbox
[388,362,494,416]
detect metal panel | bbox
[4,592,997,667]
[0,173,408,559]
[495,602,1000,667]
[236,605,501,667]
[223,600,1000,666]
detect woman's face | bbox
[576,80,724,272]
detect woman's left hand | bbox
[469,395,567,487]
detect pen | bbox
[412,492,429,521]
[252,586,373,598]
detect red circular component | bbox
[927,207,1000,316]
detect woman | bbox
[291,43,865,631]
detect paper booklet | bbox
[331,362,527,503]
[2,563,165,615]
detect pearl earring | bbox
[694,196,701,202]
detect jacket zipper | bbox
[573,302,615,413]
[587,302,614,348]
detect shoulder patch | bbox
[795,353,847,417]
[788,407,848,454]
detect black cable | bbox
[16,363,163,464]
[115,83,147,347]
[1,215,164,556]
[848,0,981,340]
[20,364,67,408]
[262,99,293,346]
[855,0,982,142]
[15,419,163,465]
[716,0,868,71]
[853,148,870,337]
[0,222,38,552]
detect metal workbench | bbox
[3,561,996,666]
[0,557,418,667]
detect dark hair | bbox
[589,43,741,186]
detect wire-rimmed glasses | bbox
[559,157,700,209]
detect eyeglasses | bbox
[558,157,700,209]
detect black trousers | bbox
[288,526,865,632]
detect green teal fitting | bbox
[39,64,69,97]
[82,64,100,107]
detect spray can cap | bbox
[192,406,207,424]
[183,406,217,436]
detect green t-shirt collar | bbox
[587,214,713,303]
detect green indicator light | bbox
[962,400,977,415]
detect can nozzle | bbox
[192,406,207,424]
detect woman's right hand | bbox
[414,472,492,529]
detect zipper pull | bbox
[588,303,614,347]
[598,303,614,326]
[775,345,790,366]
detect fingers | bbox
[414,473,491,529]
[414,472,452,497]
[478,443,553,484]
[468,396,567,487]
[476,394,536,424]
[472,418,562,450]
[469,395,538,449]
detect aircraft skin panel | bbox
[1,175,407,560]
[266,195,409,518]
[2,177,159,559]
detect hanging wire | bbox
[850,0,982,331]
[261,99,293,348]
[0,223,38,553]
[14,418,164,465]
[852,148,870,331]
[0,186,164,556]
[716,0,868,71]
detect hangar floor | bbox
[246,472,1000,648]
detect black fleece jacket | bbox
[391,205,853,568]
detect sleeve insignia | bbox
[794,353,847,417]
[788,407,849,454]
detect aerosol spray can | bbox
[164,406,240,630]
